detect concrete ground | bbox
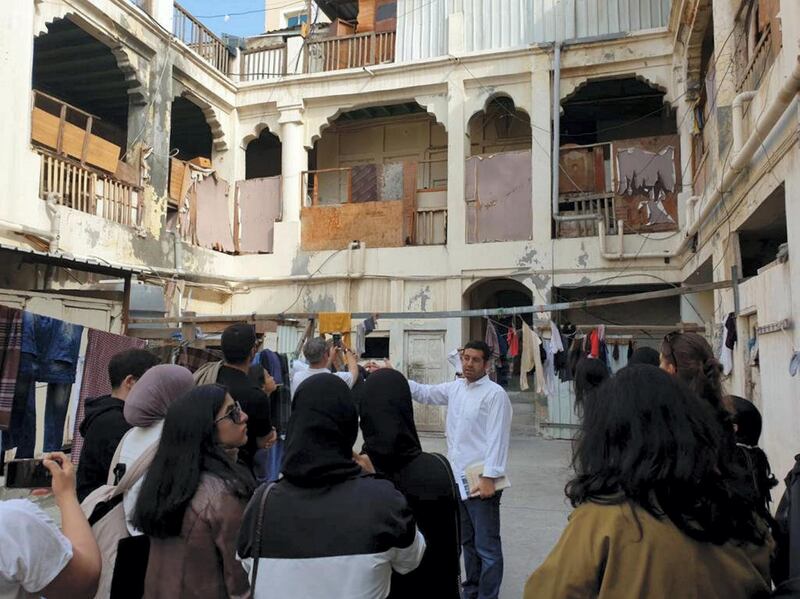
[421,433,573,599]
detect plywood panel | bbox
[32,107,120,173]
[301,200,406,250]
[170,158,187,201]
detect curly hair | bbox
[566,365,766,546]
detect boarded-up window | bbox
[235,177,282,254]
[465,150,532,243]
[351,164,379,203]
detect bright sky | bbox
[179,0,266,38]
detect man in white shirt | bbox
[291,336,359,400]
[407,340,512,599]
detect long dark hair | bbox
[133,384,255,538]
[574,357,609,409]
[566,365,766,546]
[660,332,725,413]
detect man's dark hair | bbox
[628,346,660,368]
[108,349,160,389]
[221,323,257,364]
[464,340,492,361]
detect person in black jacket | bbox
[75,349,160,501]
[360,368,462,599]
[238,374,425,599]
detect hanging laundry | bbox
[485,321,501,359]
[507,327,519,358]
[612,342,620,361]
[176,346,223,373]
[0,305,23,431]
[556,323,577,382]
[318,312,352,348]
[720,312,737,376]
[71,329,145,463]
[589,329,601,359]
[627,339,635,360]
[532,328,546,394]
[520,322,536,392]
[258,348,284,385]
[549,321,564,354]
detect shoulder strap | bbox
[250,482,276,590]
[106,429,131,486]
[111,439,160,498]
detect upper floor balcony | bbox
[165,0,673,81]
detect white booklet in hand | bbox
[460,462,510,497]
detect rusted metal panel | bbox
[465,150,533,243]
[613,134,681,233]
[301,201,406,250]
[559,145,608,194]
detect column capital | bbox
[278,104,305,124]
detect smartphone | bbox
[4,459,53,489]
[332,333,342,348]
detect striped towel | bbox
[0,306,22,431]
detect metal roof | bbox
[315,0,359,22]
[0,244,145,276]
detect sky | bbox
[178,0,267,38]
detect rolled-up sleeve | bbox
[408,380,454,406]
[482,389,512,478]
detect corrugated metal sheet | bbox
[276,323,305,355]
[396,0,448,62]
[463,0,672,53]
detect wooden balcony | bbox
[173,2,231,74]
[239,43,288,82]
[306,31,396,73]
[736,22,775,93]
[38,149,142,227]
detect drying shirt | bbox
[291,368,354,399]
[0,499,73,599]
[408,375,512,500]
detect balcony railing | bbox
[736,22,775,93]
[306,31,396,73]
[173,2,231,74]
[239,43,287,82]
[38,149,142,227]
[556,193,617,238]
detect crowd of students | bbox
[0,326,797,598]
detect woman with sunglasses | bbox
[133,384,256,599]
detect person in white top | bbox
[291,336,359,399]
[0,452,101,599]
[405,340,512,599]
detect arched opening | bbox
[465,96,533,243]
[169,97,213,161]
[302,101,448,250]
[245,128,282,180]
[467,96,532,157]
[557,76,680,237]
[32,18,130,163]
[464,278,533,391]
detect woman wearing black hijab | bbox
[237,374,425,599]
[360,368,462,599]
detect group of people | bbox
[526,331,791,598]
[1,323,796,599]
[0,327,513,599]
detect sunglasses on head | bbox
[215,401,244,425]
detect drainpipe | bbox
[732,91,758,154]
[551,42,603,224]
[599,51,800,260]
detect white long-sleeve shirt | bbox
[408,375,512,500]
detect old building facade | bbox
[1,0,798,483]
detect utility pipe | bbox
[599,52,800,260]
[550,43,594,223]
[732,90,758,154]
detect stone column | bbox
[531,60,552,242]
[279,104,305,223]
[149,0,174,34]
[446,77,467,250]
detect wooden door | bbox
[405,331,447,433]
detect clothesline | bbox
[129,280,732,325]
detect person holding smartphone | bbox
[291,337,359,400]
[0,452,101,599]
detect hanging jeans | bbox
[460,491,504,599]
[3,374,72,458]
